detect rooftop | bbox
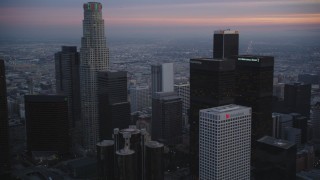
[190,58,225,62]
[214,30,239,34]
[257,136,295,150]
[145,141,164,148]
[97,140,114,147]
[200,104,250,114]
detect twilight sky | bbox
[1,0,320,40]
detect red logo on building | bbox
[226,114,230,119]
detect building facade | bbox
[96,140,114,180]
[174,82,190,128]
[0,59,10,176]
[25,95,70,154]
[284,82,311,118]
[199,104,251,180]
[291,113,308,144]
[233,55,274,151]
[255,136,296,180]
[213,30,239,59]
[272,113,293,139]
[151,63,173,97]
[80,2,109,150]
[152,92,182,145]
[312,102,320,149]
[130,86,151,113]
[189,58,235,176]
[55,46,81,149]
[145,141,164,180]
[98,71,130,140]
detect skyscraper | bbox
[55,46,81,149]
[233,55,274,150]
[284,82,311,118]
[291,113,308,144]
[312,102,320,150]
[151,63,174,97]
[213,30,239,59]
[98,70,130,140]
[189,58,235,176]
[145,141,164,180]
[0,59,10,176]
[97,140,114,180]
[152,92,182,145]
[199,104,251,180]
[25,95,70,154]
[55,46,80,127]
[80,2,109,150]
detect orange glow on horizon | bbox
[0,7,319,27]
[105,14,320,27]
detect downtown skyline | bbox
[0,0,320,39]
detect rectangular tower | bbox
[152,92,182,145]
[189,58,235,176]
[80,2,109,151]
[272,113,293,139]
[98,71,131,140]
[234,55,274,149]
[151,63,174,97]
[0,59,10,176]
[25,95,70,154]
[213,30,239,59]
[199,104,251,180]
[55,46,80,127]
[312,102,320,146]
[291,113,308,144]
[174,82,190,128]
[284,82,311,118]
[55,46,81,150]
[129,86,151,113]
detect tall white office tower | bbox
[174,83,190,127]
[199,104,251,180]
[80,2,109,151]
[151,63,174,97]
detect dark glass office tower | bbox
[98,71,130,140]
[291,113,308,144]
[234,55,274,150]
[25,95,70,154]
[213,30,239,59]
[55,46,81,150]
[284,82,311,118]
[97,140,114,180]
[145,141,164,180]
[152,92,182,145]
[189,58,235,177]
[254,136,296,180]
[55,46,80,127]
[0,60,10,176]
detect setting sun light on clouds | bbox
[0,0,319,38]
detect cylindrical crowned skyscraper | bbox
[80,2,109,151]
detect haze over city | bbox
[1,0,320,179]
